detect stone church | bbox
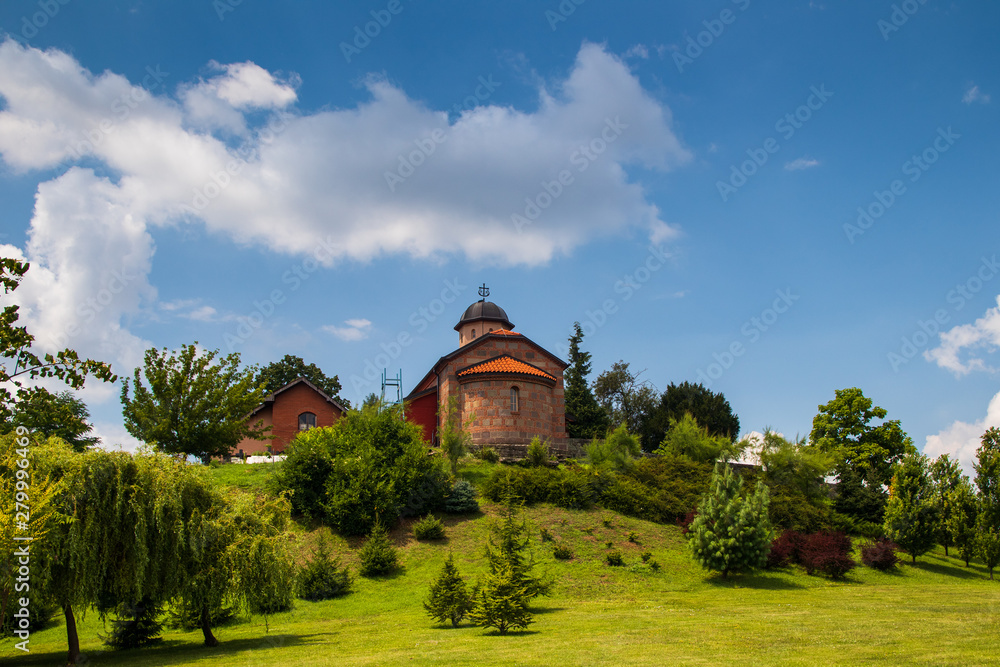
[405,287,569,449]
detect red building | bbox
[235,377,347,456]
[405,292,568,448]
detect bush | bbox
[552,543,573,560]
[475,446,500,463]
[539,527,553,542]
[799,531,855,579]
[765,530,804,569]
[599,475,670,524]
[101,597,162,650]
[677,509,697,536]
[359,522,399,576]
[861,538,901,571]
[606,550,625,566]
[400,464,452,518]
[640,551,652,563]
[424,554,471,627]
[297,538,352,601]
[445,479,480,514]
[525,437,550,467]
[1,596,57,637]
[414,514,446,540]
[627,531,639,543]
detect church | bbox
[405,286,569,449]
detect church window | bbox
[471,329,476,339]
[298,412,317,431]
[510,386,520,413]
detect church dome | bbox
[454,299,514,331]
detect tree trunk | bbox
[200,606,219,647]
[911,554,916,565]
[944,544,949,557]
[64,604,80,665]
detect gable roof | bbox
[457,354,556,381]
[249,377,348,416]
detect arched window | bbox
[510,386,520,413]
[298,412,317,431]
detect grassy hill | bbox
[6,460,1000,666]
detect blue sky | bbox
[0,0,998,472]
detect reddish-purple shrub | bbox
[766,530,804,569]
[799,531,855,579]
[861,538,900,571]
[677,509,697,536]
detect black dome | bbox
[454,300,514,331]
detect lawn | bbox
[5,461,999,666]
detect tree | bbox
[585,422,641,471]
[424,554,471,627]
[810,388,916,524]
[641,381,740,452]
[468,563,534,635]
[4,388,98,452]
[256,354,348,407]
[121,343,267,463]
[0,257,116,419]
[946,477,978,567]
[974,426,1000,579]
[655,413,739,463]
[439,396,470,475]
[358,521,399,577]
[687,462,772,577]
[592,360,657,435]
[758,431,834,502]
[563,323,610,439]
[929,454,963,557]
[883,454,939,564]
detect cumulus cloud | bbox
[784,157,819,171]
[924,295,1000,374]
[323,318,373,342]
[0,39,690,400]
[924,390,1000,476]
[962,84,990,105]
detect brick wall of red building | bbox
[236,383,344,455]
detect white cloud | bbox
[924,390,1000,476]
[962,84,990,105]
[924,295,1000,375]
[92,420,145,453]
[323,319,372,342]
[784,157,819,171]
[0,39,691,401]
[624,44,649,59]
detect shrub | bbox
[525,437,550,467]
[677,509,697,536]
[602,517,613,528]
[424,554,471,627]
[445,479,480,514]
[101,597,163,650]
[640,551,652,563]
[297,538,352,601]
[539,527,553,542]
[605,541,614,549]
[599,476,670,524]
[358,522,399,577]
[399,464,452,519]
[799,531,855,579]
[552,543,574,560]
[629,455,714,521]
[606,550,625,566]
[627,531,639,543]
[476,446,500,463]
[649,560,661,571]
[861,538,901,571]
[413,514,446,540]
[765,530,804,569]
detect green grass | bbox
[6,461,1000,666]
[203,460,283,494]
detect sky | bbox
[0,0,997,474]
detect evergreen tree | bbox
[467,563,533,635]
[563,323,610,439]
[439,396,470,474]
[688,462,772,577]
[974,427,1000,579]
[883,454,939,564]
[946,477,978,567]
[929,454,963,556]
[424,554,471,627]
[358,521,399,577]
[641,381,740,451]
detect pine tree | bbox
[423,554,471,627]
[564,323,610,439]
[358,522,398,577]
[467,564,533,635]
[883,454,939,564]
[974,427,1000,579]
[687,462,771,577]
[946,478,979,567]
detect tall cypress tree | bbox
[564,322,610,439]
[883,454,938,564]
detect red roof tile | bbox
[487,329,521,336]
[458,355,555,380]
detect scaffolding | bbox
[380,369,403,412]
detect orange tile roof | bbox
[458,355,555,380]
[487,329,521,336]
